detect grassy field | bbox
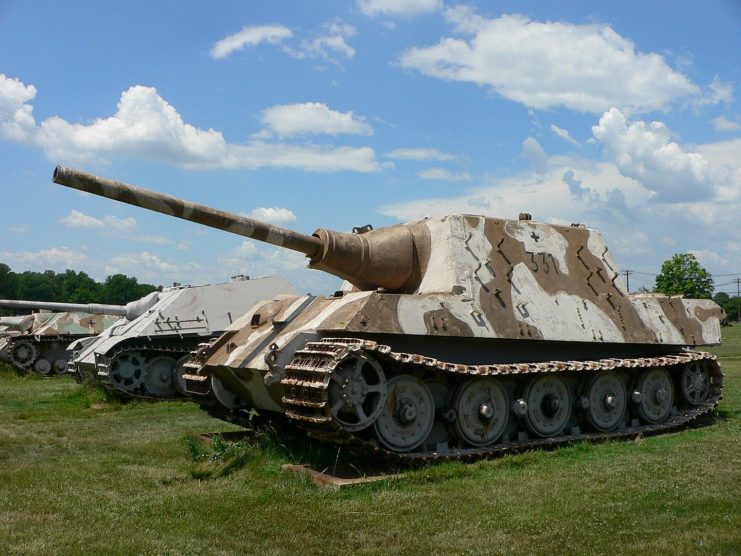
[1,329,740,555]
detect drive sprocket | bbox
[9,339,38,369]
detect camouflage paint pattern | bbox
[30,311,121,336]
[189,215,722,413]
[49,167,723,417]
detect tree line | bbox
[0,263,158,314]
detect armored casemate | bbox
[53,166,724,462]
[0,301,126,374]
[68,277,296,398]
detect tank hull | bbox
[183,287,723,460]
[69,276,297,398]
[3,312,119,375]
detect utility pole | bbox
[623,270,632,293]
[736,277,740,323]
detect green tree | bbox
[713,292,739,322]
[655,253,713,299]
[59,269,103,303]
[16,270,60,301]
[0,263,17,299]
[101,274,157,304]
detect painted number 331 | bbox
[526,251,559,274]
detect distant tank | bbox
[54,166,724,462]
[0,300,133,375]
[68,276,296,398]
[0,315,37,364]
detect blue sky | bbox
[1,0,739,295]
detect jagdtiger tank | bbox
[67,276,296,398]
[53,166,724,462]
[0,301,124,375]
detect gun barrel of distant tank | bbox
[53,166,323,258]
[0,299,129,317]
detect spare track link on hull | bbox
[279,338,723,464]
[96,343,191,400]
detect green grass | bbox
[1,330,740,555]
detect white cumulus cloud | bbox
[711,115,740,131]
[386,147,458,161]
[1,246,88,271]
[522,137,548,174]
[592,108,713,202]
[0,73,37,142]
[242,207,297,224]
[211,25,293,59]
[218,241,339,294]
[288,19,356,63]
[417,167,471,181]
[257,102,372,138]
[398,8,701,113]
[550,124,580,146]
[359,0,443,17]
[107,252,203,283]
[60,209,169,243]
[0,75,380,172]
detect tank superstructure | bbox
[68,276,297,398]
[54,166,724,461]
[0,300,127,374]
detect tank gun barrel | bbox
[53,166,422,292]
[53,166,323,258]
[0,299,129,317]
[0,315,35,332]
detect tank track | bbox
[277,338,722,464]
[95,342,192,400]
[8,334,79,373]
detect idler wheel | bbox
[374,375,434,452]
[583,371,627,432]
[522,375,572,437]
[328,354,386,432]
[109,351,147,391]
[144,355,177,397]
[680,361,711,406]
[10,339,38,369]
[452,377,509,446]
[635,368,673,424]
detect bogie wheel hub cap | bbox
[636,368,673,424]
[374,375,435,452]
[452,377,509,447]
[584,371,627,432]
[523,375,572,437]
